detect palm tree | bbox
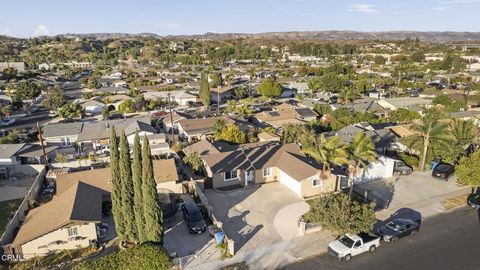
[303,134,349,179]
[404,115,451,171]
[347,132,377,195]
[449,119,477,147]
[338,87,360,111]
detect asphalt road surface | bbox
[284,207,480,270]
[2,109,52,131]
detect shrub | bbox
[398,152,419,168]
[74,243,171,270]
[303,193,376,236]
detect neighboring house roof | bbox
[97,86,129,94]
[0,144,26,159]
[143,90,197,101]
[106,94,132,103]
[254,103,317,127]
[390,124,415,138]
[257,131,281,142]
[333,123,397,149]
[211,85,237,94]
[56,159,179,194]
[203,142,327,181]
[81,98,105,107]
[43,122,83,138]
[12,181,103,246]
[16,145,58,158]
[183,140,237,156]
[178,117,220,136]
[77,117,156,142]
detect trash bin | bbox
[214,231,225,245]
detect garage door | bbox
[279,170,301,196]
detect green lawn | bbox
[0,199,23,235]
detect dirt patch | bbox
[442,194,468,210]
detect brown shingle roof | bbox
[56,159,179,194]
[12,181,103,246]
[203,142,322,181]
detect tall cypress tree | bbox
[132,131,146,242]
[109,127,125,240]
[119,130,136,242]
[199,71,211,106]
[141,136,163,243]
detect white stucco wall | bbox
[352,155,396,184]
[20,223,98,259]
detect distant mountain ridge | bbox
[4,31,480,43]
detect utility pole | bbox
[37,121,48,167]
[167,93,175,145]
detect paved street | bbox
[3,109,52,131]
[283,207,480,270]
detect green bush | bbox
[74,243,172,270]
[398,152,419,168]
[303,193,376,236]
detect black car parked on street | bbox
[377,218,420,242]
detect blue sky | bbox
[1,0,480,37]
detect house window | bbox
[312,179,322,187]
[60,137,71,147]
[224,170,238,181]
[263,167,273,177]
[67,227,78,237]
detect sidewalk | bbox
[185,231,334,270]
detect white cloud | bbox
[348,4,379,14]
[34,25,49,36]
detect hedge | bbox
[74,243,172,270]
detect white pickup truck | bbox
[328,232,380,262]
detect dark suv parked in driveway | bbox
[432,163,454,180]
[181,203,207,234]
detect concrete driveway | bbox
[205,182,307,253]
[163,195,216,258]
[356,171,469,220]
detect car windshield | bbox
[435,164,451,172]
[338,235,355,248]
[386,221,401,232]
[190,211,203,221]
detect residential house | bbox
[0,144,26,165]
[76,117,157,151]
[55,159,181,195]
[177,116,256,142]
[211,85,237,104]
[161,111,187,132]
[8,181,102,259]
[143,90,197,106]
[254,103,318,128]
[330,122,398,153]
[200,141,348,198]
[177,117,221,142]
[378,97,431,112]
[43,122,83,149]
[105,94,132,111]
[81,98,105,115]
